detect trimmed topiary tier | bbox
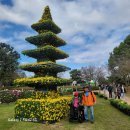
[20,61,70,74]
[22,45,69,60]
[25,32,66,47]
[14,6,71,91]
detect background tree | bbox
[81,66,106,85]
[108,34,130,86]
[70,69,82,83]
[95,67,106,84]
[0,43,20,86]
[81,66,95,81]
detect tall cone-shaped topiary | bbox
[14,6,71,91]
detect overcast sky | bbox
[0,0,130,78]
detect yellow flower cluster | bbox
[32,91,60,99]
[15,96,72,122]
[20,61,53,68]
[20,61,68,71]
[14,76,70,86]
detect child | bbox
[69,91,84,122]
[73,92,79,108]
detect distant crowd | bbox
[99,84,126,99]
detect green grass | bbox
[0,97,130,130]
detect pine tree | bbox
[14,6,70,91]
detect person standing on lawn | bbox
[113,85,117,99]
[116,84,121,99]
[108,84,113,98]
[121,84,126,99]
[82,86,96,123]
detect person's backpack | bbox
[91,92,95,102]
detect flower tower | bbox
[14,6,70,91]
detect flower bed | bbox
[110,99,130,116]
[0,90,34,103]
[0,90,17,103]
[15,96,72,123]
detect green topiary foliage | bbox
[31,6,61,34]
[22,45,69,60]
[25,31,65,47]
[40,6,52,21]
[14,6,71,91]
[20,61,70,74]
[14,76,71,88]
[31,20,61,34]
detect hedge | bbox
[110,99,130,116]
[97,93,108,99]
[15,96,72,123]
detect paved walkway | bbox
[100,90,130,105]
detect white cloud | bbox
[64,33,123,65]
[69,35,86,45]
[0,0,45,25]
[0,34,35,52]
[13,31,35,41]
[0,0,130,66]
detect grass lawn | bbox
[0,97,130,130]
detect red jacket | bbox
[82,91,96,106]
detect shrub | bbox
[58,87,73,95]
[63,88,73,95]
[21,90,34,99]
[0,90,17,103]
[110,99,130,116]
[97,93,108,99]
[98,93,104,98]
[91,86,99,90]
[94,92,98,95]
[15,96,72,123]
[0,90,34,103]
[0,86,34,91]
[11,90,22,98]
